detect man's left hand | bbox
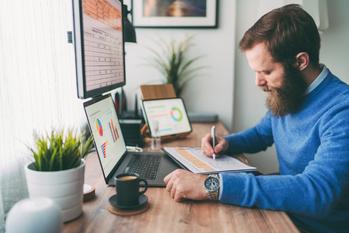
[164,169,208,202]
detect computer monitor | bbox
[72,0,126,99]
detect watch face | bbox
[205,176,219,191]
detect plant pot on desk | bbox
[25,160,85,222]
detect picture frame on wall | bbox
[131,0,218,28]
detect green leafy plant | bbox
[30,129,94,171]
[146,36,204,96]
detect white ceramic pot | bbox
[25,160,85,222]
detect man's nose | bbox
[255,73,266,86]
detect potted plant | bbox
[25,128,93,222]
[146,36,205,96]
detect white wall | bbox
[123,0,236,129]
[233,0,349,174]
[320,0,349,80]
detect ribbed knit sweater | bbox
[221,70,349,233]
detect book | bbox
[163,147,256,174]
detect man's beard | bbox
[265,64,308,116]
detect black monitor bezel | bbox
[72,0,126,99]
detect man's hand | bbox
[201,133,229,158]
[164,169,208,202]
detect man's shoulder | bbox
[325,71,349,95]
[317,73,349,126]
[312,72,349,107]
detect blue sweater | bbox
[221,70,349,233]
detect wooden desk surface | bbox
[63,122,299,233]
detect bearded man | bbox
[164,4,349,233]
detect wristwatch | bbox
[204,174,220,200]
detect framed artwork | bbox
[131,0,218,28]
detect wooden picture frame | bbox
[132,0,218,28]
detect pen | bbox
[211,126,216,160]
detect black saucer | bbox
[109,194,148,210]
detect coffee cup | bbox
[115,173,148,207]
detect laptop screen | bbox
[84,95,126,177]
[142,98,192,137]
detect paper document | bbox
[163,147,256,174]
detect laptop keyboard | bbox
[125,154,161,180]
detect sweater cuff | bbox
[218,173,223,200]
[219,172,249,205]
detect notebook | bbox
[141,98,192,138]
[83,94,179,187]
[163,147,256,174]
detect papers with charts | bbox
[163,147,256,174]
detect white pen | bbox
[211,126,216,160]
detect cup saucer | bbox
[109,194,148,210]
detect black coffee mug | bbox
[115,173,148,206]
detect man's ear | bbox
[295,52,309,71]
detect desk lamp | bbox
[123,4,137,43]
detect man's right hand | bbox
[201,133,229,158]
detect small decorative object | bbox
[132,0,218,28]
[146,36,204,96]
[83,184,96,202]
[150,120,161,151]
[25,129,94,222]
[6,197,62,233]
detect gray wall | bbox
[233,0,349,173]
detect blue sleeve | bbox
[219,110,349,218]
[224,111,274,155]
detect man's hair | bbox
[239,4,320,66]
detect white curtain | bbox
[0,1,86,230]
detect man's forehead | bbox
[245,43,276,69]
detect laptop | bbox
[141,97,192,138]
[83,94,179,187]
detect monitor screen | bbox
[84,94,126,177]
[72,0,126,99]
[142,98,192,137]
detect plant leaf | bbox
[144,35,205,95]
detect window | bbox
[0,1,85,227]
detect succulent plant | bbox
[30,129,94,171]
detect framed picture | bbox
[131,0,218,28]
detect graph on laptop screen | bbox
[84,96,126,176]
[72,0,126,99]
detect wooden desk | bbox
[63,122,299,233]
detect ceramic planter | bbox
[25,160,85,222]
